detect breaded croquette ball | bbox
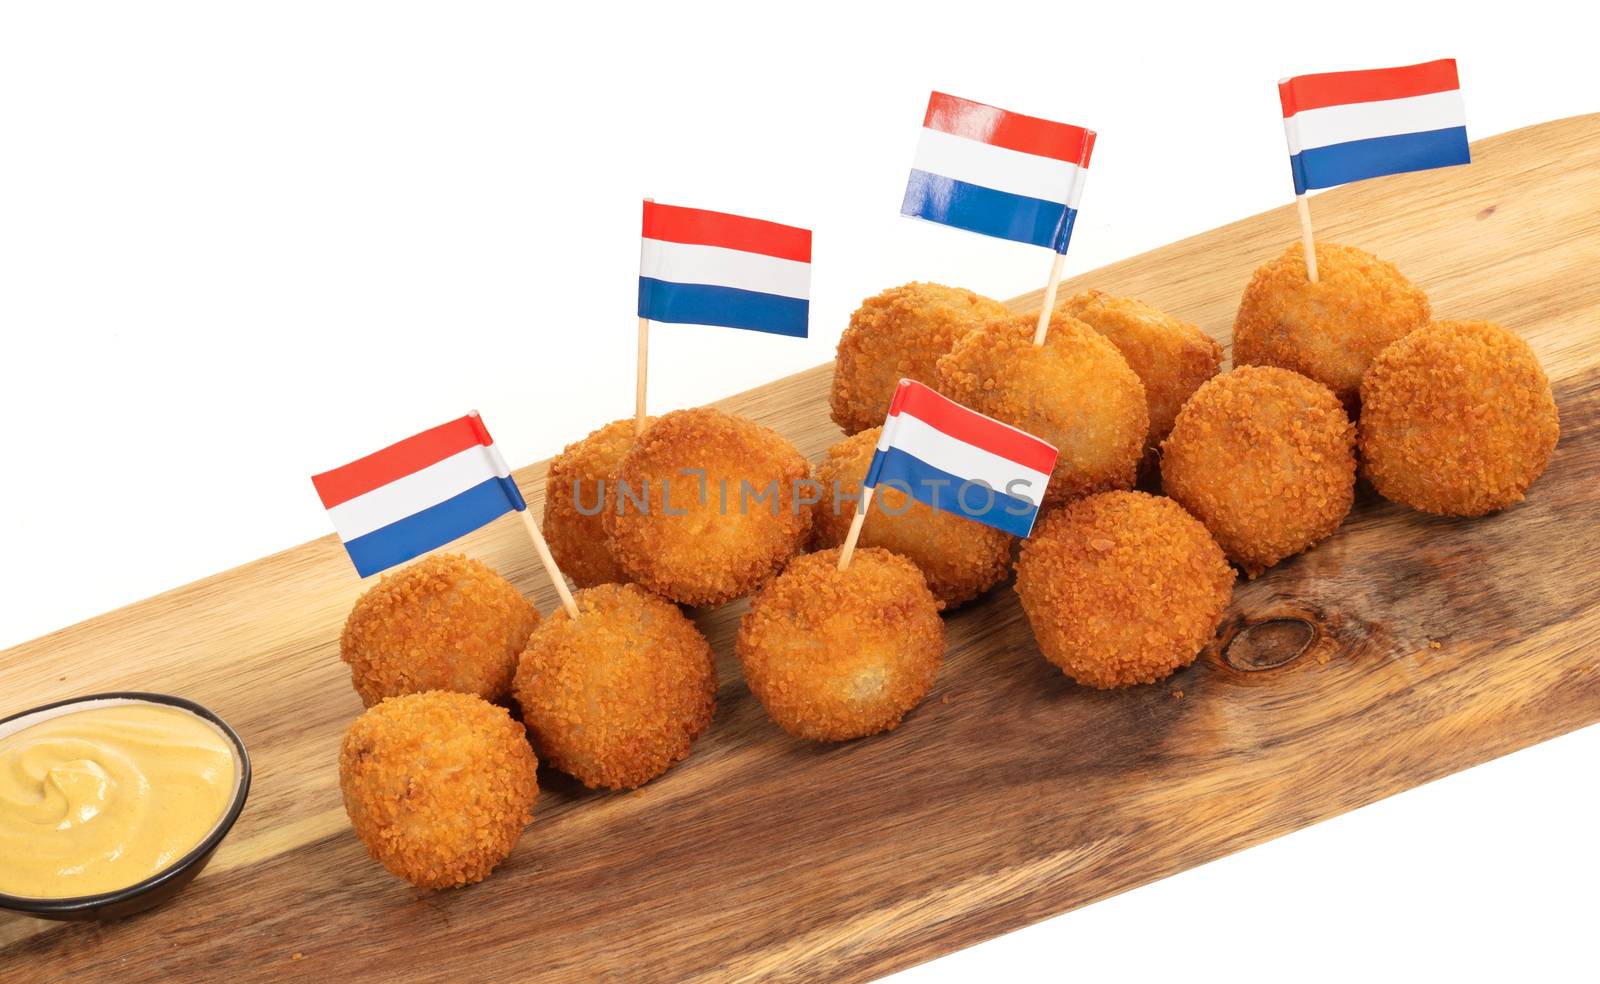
[830,282,1010,434]
[341,554,540,707]
[514,583,716,790]
[1233,242,1431,410]
[1161,366,1356,577]
[938,310,1148,506]
[543,416,653,588]
[1360,319,1559,516]
[1015,492,1233,689]
[810,428,1011,609]
[736,548,943,741]
[339,690,539,889]
[604,407,812,606]
[1059,289,1222,449]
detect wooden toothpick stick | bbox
[836,486,875,571]
[636,197,655,435]
[477,413,578,619]
[1296,193,1319,283]
[518,507,580,619]
[635,316,649,435]
[1031,250,1067,346]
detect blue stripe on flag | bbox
[637,278,809,338]
[342,477,520,577]
[1290,126,1470,194]
[865,445,1040,538]
[901,171,1078,253]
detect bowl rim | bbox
[0,690,253,915]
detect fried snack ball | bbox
[1359,319,1560,516]
[1233,242,1431,410]
[1160,366,1356,577]
[830,282,1011,434]
[339,690,539,889]
[341,553,540,707]
[603,407,812,606]
[1059,289,1222,449]
[514,583,716,789]
[810,427,1011,609]
[736,547,943,741]
[937,310,1148,506]
[1015,491,1233,689]
[543,416,653,588]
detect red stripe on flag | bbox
[889,380,1058,474]
[641,201,812,263]
[312,414,491,509]
[1279,59,1459,117]
[923,92,1095,167]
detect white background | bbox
[2,2,1594,980]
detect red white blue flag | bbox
[1281,58,1468,194]
[865,380,1058,538]
[638,201,812,338]
[312,412,523,577]
[902,91,1095,254]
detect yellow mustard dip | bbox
[0,701,237,899]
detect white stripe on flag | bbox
[639,239,810,300]
[878,412,1051,505]
[326,444,512,542]
[1285,89,1465,154]
[911,127,1085,206]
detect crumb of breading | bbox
[604,408,811,606]
[340,554,540,707]
[1059,290,1221,450]
[1233,242,1430,411]
[1161,366,1356,577]
[1359,319,1559,517]
[339,691,538,890]
[543,416,654,588]
[829,282,1010,435]
[515,583,716,790]
[1015,491,1234,689]
[939,311,1147,507]
[737,548,943,742]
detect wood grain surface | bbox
[3,115,1598,984]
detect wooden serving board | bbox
[4,115,1599,984]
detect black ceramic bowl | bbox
[0,691,252,921]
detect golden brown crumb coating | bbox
[1233,242,1431,410]
[937,310,1148,506]
[339,690,539,889]
[1015,492,1233,689]
[736,548,943,741]
[543,416,653,588]
[830,282,1011,434]
[514,583,716,789]
[341,554,540,707]
[1059,289,1222,448]
[603,407,812,606]
[809,428,1011,609]
[1160,366,1356,577]
[1359,319,1559,516]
